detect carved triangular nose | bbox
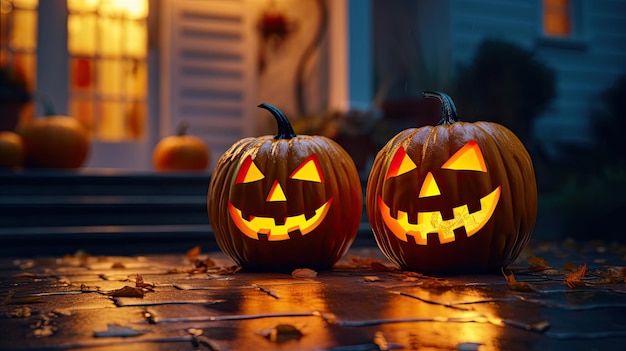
[266,180,287,202]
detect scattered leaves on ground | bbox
[258,324,303,343]
[502,268,535,292]
[111,262,125,269]
[292,268,318,278]
[93,324,148,337]
[107,286,145,297]
[187,245,202,259]
[564,263,587,289]
[135,273,154,289]
[527,256,552,271]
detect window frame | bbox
[536,0,588,50]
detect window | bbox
[67,0,148,142]
[543,0,571,37]
[0,0,38,126]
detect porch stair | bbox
[0,170,213,257]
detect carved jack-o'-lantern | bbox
[366,92,537,273]
[208,103,362,270]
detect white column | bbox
[36,0,69,115]
[328,0,372,112]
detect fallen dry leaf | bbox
[107,286,144,297]
[564,263,587,289]
[93,324,148,337]
[562,261,579,273]
[373,331,388,350]
[526,255,552,271]
[258,324,303,343]
[292,268,318,278]
[364,276,380,282]
[501,268,535,292]
[11,272,38,279]
[186,245,201,259]
[7,306,31,318]
[111,262,125,269]
[135,274,154,289]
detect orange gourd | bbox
[366,91,537,273]
[19,99,89,169]
[208,103,362,270]
[0,131,24,169]
[152,123,210,172]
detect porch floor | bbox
[1,241,625,351]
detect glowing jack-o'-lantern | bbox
[208,103,362,270]
[367,91,537,273]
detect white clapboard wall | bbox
[160,0,257,170]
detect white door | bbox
[160,0,258,171]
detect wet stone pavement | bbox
[1,241,625,351]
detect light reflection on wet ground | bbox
[0,244,625,351]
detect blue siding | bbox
[446,0,626,146]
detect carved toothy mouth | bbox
[227,199,332,241]
[378,186,501,245]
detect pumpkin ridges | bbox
[366,93,537,273]
[208,106,362,270]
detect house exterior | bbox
[384,0,626,159]
[2,0,624,170]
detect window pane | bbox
[11,9,37,50]
[543,0,571,37]
[123,19,146,57]
[68,14,96,55]
[67,0,99,12]
[12,0,38,9]
[67,0,148,143]
[98,100,124,141]
[70,57,94,92]
[125,100,145,140]
[98,59,122,96]
[98,16,122,56]
[70,98,95,135]
[124,59,146,98]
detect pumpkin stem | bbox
[36,93,57,116]
[176,121,189,136]
[423,91,460,125]
[258,103,296,140]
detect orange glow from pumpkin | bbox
[418,172,440,198]
[380,141,501,244]
[228,199,332,241]
[441,140,487,172]
[289,155,324,182]
[229,154,332,241]
[266,180,287,202]
[378,187,500,244]
[236,156,265,184]
[386,146,417,179]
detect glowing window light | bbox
[543,0,571,37]
[67,0,148,142]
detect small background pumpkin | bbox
[152,122,210,172]
[366,91,537,274]
[208,103,362,271]
[0,131,24,169]
[19,97,90,169]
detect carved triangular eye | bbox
[235,156,265,184]
[290,154,323,182]
[441,141,487,172]
[418,172,441,198]
[386,146,417,179]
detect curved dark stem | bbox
[295,0,328,116]
[36,93,56,116]
[258,103,296,140]
[423,91,460,125]
[176,121,189,136]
